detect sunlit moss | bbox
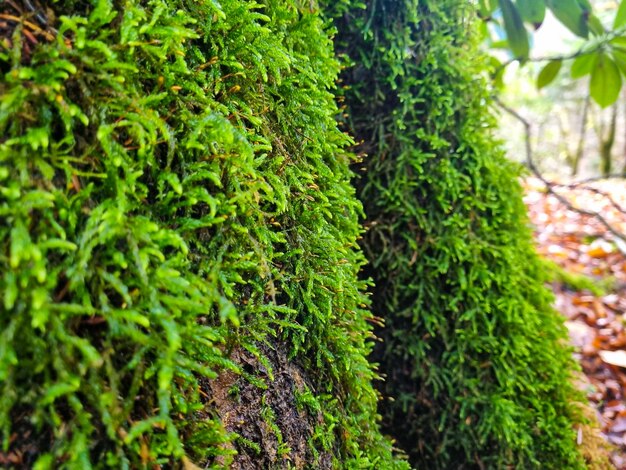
[0,0,406,467]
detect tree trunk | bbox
[326,0,587,468]
[572,94,590,176]
[600,103,618,176]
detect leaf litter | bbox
[524,177,626,468]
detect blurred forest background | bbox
[496,2,626,177]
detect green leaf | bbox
[615,0,626,29]
[546,0,589,38]
[537,59,562,89]
[611,36,626,52]
[590,53,622,107]
[501,0,530,59]
[516,0,546,27]
[587,14,605,35]
[571,52,598,78]
[611,49,626,76]
[479,0,498,18]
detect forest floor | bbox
[524,177,626,468]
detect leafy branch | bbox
[485,0,626,107]
[497,25,626,71]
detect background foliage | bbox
[483,0,626,108]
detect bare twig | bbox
[567,174,626,184]
[499,48,590,72]
[551,182,626,216]
[493,95,626,245]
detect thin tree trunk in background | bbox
[557,113,571,169]
[572,94,590,177]
[600,103,617,177]
[622,91,626,175]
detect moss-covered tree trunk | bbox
[325,0,586,468]
[0,1,406,468]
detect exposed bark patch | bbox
[0,408,53,468]
[203,344,331,469]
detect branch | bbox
[567,174,626,184]
[495,25,626,74]
[498,47,589,73]
[551,182,626,216]
[493,95,626,246]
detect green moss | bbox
[542,258,606,296]
[0,0,405,467]
[324,0,586,468]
